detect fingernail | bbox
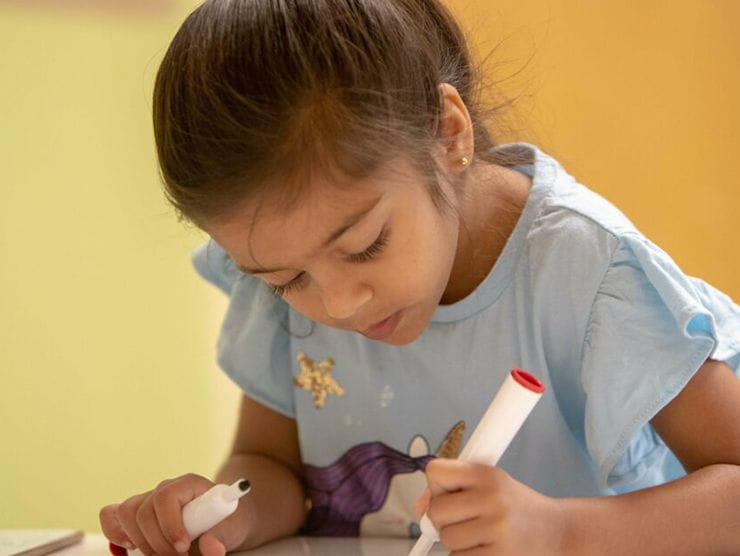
[174,541,188,553]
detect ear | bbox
[436,83,474,174]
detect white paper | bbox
[0,530,83,556]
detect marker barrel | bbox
[182,479,251,538]
[458,369,543,465]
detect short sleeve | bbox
[191,241,243,295]
[581,232,740,489]
[192,240,296,417]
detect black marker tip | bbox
[238,479,251,492]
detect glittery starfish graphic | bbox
[294,351,345,409]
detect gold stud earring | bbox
[460,156,470,167]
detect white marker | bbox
[112,479,251,556]
[409,369,545,556]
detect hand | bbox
[415,459,567,555]
[99,473,249,556]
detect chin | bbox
[380,333,418,346]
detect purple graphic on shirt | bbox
[302,441,434,536]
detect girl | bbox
[100,0,740,554]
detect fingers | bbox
[99,504,135,551]
[113,492,156,555]
[99,474,214,556]
[151,479,206,552]
[439,515,496,553]
[136,499,179,555]
[422,460,559,554]
[423,459,511,549]
[426,488,496,532]
[447,544,491,556]
[414,488,431,518]
[425,458,508,497]
[198,533,226,556]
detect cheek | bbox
[402,210,458,282]
[281,289,325,322]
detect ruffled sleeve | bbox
[581,232,740,489]
[192,241,296,417]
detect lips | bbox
[360,310,403,341]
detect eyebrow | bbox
[236,194,384,275]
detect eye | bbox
[263,226,390,296]
[347,226,390,263]
[268,272,307,297]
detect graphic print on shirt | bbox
[294,351,345,408]
[303,421,466,537]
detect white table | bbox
[57,533,449,555]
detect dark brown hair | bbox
[153,0,532,226]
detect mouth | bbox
[360,309,403,341]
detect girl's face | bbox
[206,158,462,345]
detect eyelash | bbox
[269,272,307,297]
[347,226,390,263]
[268,227,391,297]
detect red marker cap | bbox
[511,368,545,393]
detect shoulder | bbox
[519,175,664,366]
[524,184,635,299]
[191,241,297,417]
[191,239,290,322]
[524,143,641,261]
[531,179,638,248]
[191,240,243,295]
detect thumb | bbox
[197,533,226,556]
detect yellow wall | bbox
[454,0,740,296]
[0,2,237,530]
[1,0,737,533]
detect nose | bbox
[319,274,373,322]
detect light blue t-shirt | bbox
[192,143,740,538]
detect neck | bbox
[440,163,531,305]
